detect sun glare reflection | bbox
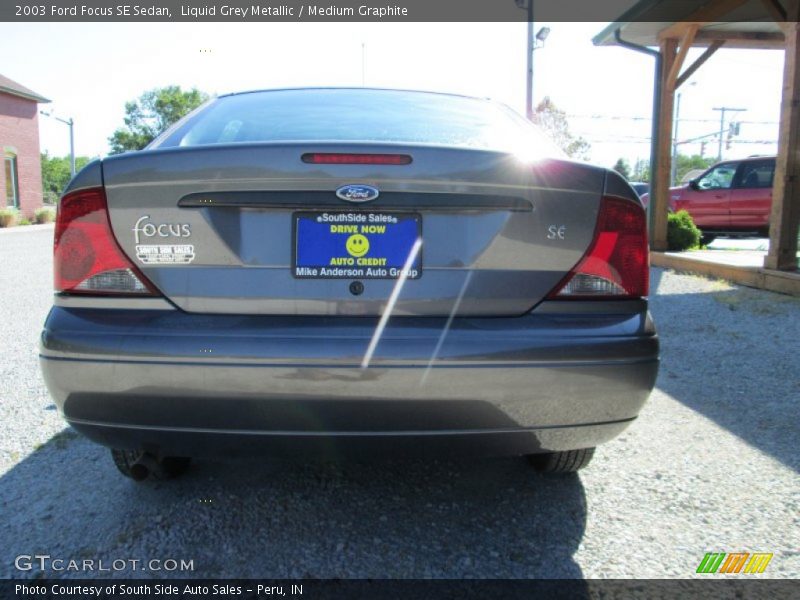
[420,270,474,386]
[360,237,423,370]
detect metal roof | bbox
[0,73,50,103]
[594,0,788,48]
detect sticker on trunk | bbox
[136,244,195,265]
[293,212,422,279]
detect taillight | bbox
[547,196,649,299]
[54,187,159,295]
[301,153,412,165]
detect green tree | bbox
[675,154,715,185]
[612,158,632,180]
[632,158,650,182]
[533,97,591,160]
[40,152,92,203]
[108,86,208,154]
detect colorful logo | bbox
[345,233,370,258]
[696,552,773,574]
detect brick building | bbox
[0,74,49,218]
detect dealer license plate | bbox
[293,212,422,279]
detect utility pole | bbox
[670,82,695,186]
[712,106,746,161]
[68,117,75,176]
[40,111,76,177]
[525,2,534,120]
[516,1,549,121]
[670,92,682,187]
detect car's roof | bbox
[720,155,776,163]
[218,86,493,103]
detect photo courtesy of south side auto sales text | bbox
[14,583,303,597]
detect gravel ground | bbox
[0,225,797,579]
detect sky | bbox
[0,21,786,170]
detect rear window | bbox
[151,88,560,155]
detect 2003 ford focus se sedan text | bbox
[40,88,659,480]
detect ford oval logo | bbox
[336,184,380,203]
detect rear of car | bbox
[40,89,658,479]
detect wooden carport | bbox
[594,0,800,294]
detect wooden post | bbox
[765,22,800,271]
[652,38,677,251]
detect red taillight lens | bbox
[301,153,412,165]
[548,196,649,299]
[54,187,158,295]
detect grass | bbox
[0,207,56,227]
[35,207,56,224]
[713,286,800,315]
[672,271,735,292]
[705,277,735,292]
[0,207,19,228]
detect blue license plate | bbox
[293,212,422,279]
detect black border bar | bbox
[1,0,773,23]
[2,579,799,600]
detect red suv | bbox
[642,156,774,241]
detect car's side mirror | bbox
[689,180,700,191]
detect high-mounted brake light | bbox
[302,153,412,165]
[54,187,159,296]
[547,196,649,299]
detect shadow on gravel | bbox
[0,430,588,580]
[649,268,799,472]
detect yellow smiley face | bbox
[345,234,370,258]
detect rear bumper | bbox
[39,302,659,457]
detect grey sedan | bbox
[40,88,658,480]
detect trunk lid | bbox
[103,143,605,316]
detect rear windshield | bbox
[151,88,560,155]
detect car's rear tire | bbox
[111,449,191,481]
[526,448,595,473]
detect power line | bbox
[576,137,777,145]
[565,114,778,125]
